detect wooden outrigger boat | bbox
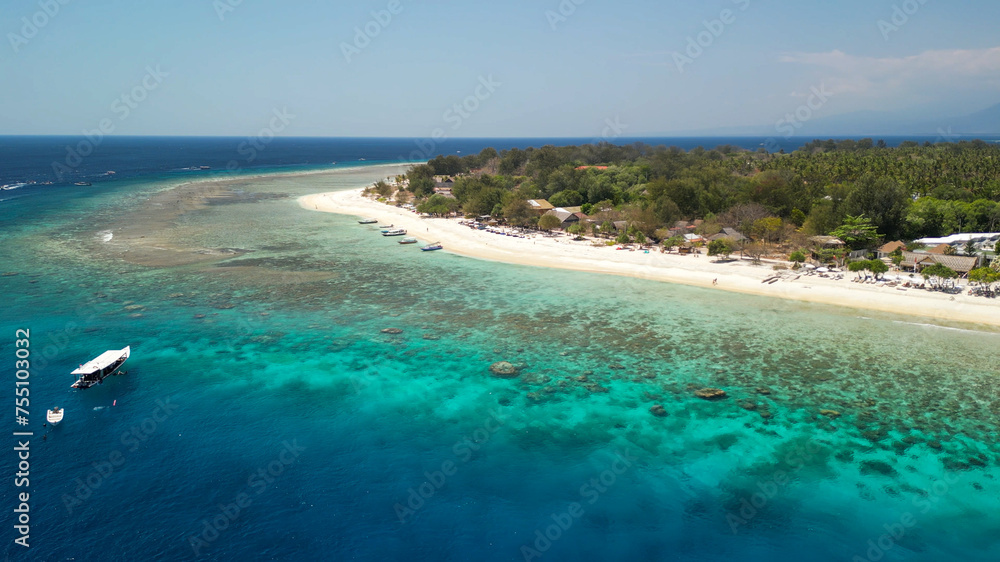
[71,346,130,389]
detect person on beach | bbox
[713,278,718,285]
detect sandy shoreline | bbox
[300,188,1000,329]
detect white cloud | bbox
[778,47,1000,98]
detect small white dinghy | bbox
[47,407,64,425]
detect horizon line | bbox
[2,133,999,140]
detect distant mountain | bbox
[791,110,921,137]
[671,102,1000,138]
[799,103,1000,136]
[948,103,1000,134]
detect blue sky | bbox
[1,0,998,137]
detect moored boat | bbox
[421,242,443,251]
[71,346,130,389]
[358,218,378,224]
[74,182,92,186]
[383,228,407,237]
[46,407,64,425]
[398,237,418,244]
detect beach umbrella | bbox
[805,264,816,269]
[817,267,829,273]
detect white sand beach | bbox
[301,189,1000,329]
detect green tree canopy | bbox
[498,148,530,175]
[844,176,910,240]
[969,267,999,286]
[428,154,464,176]
[373,180,393,198]
[748,217,783,243]
[831,215,880,250]
[848,261,868,273]
[417,194,458,216]
[663,235,684,249]
[890,248,904,266]
[921,263,958,283]
[745,170,812,217]
[401,140,1000,251]
[463,187,505,217]
[708,238,735,259]
[502,199,535,227]
[549,189,584,208]
[538,213,562,231]
[867,259,889,277]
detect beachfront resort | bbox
[331,142,1000,323]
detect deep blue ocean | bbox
[5,134,998,188]
[2,137,999,561]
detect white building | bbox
[914,233,1000,246]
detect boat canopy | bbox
[71,347,130,375]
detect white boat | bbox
[71,346,130,389]
[398,237,418,244]
[358,218,378,224]
[46,407,64,425]
[383,228,407,237]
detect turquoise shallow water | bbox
[2,166,999,561]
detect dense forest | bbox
[387,140,1000,247]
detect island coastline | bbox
[301,188,1000,330]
